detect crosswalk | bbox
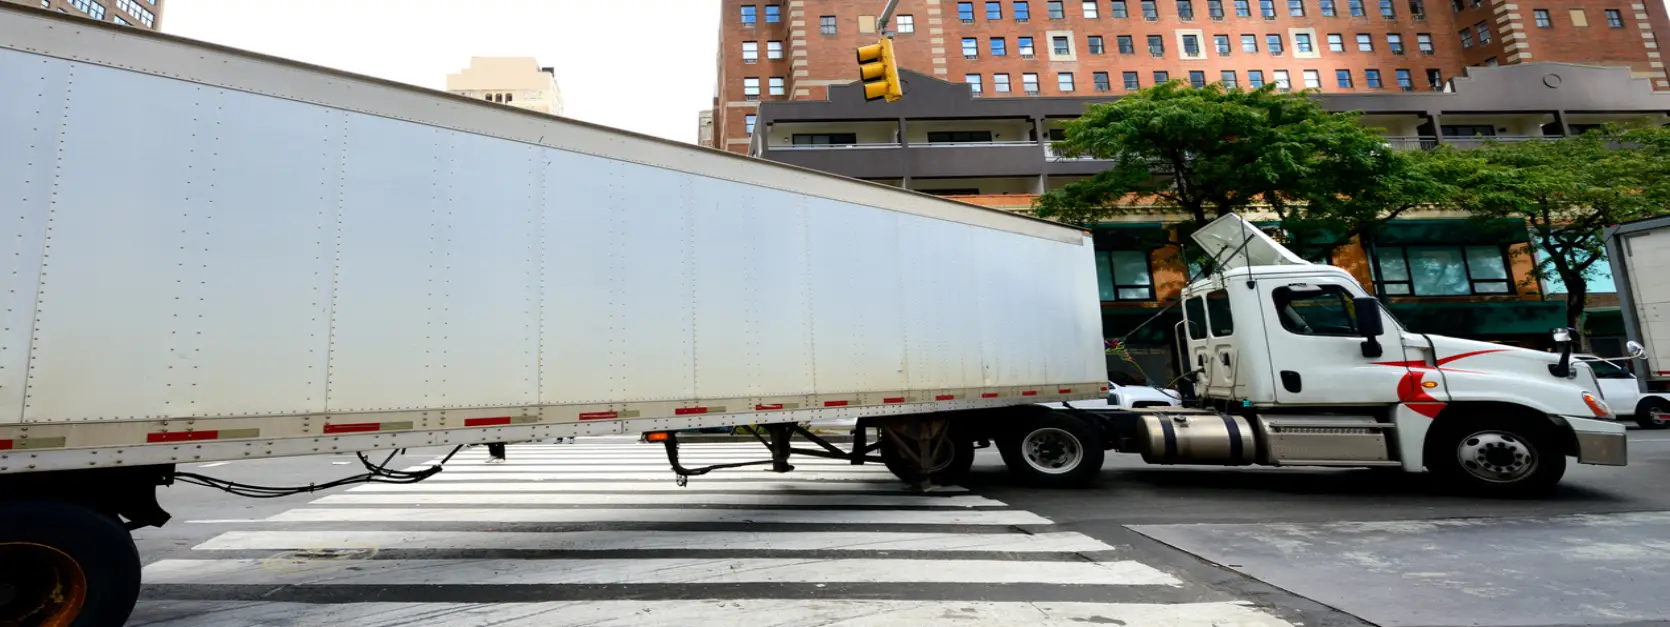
[129,438,1297,626]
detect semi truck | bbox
[1604,215,1670,427]
[0,5,1632,626]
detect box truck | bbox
[1603,215,1670,428]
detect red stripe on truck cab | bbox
[147,431,219,443]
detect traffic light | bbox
[856,38,902,102]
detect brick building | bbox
[9,0,161,28]
[708,0,1670,153]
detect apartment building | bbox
[445,57,565,116]
[12,0,160,28]
[709,0,1670,153]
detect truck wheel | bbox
[878,430,975,486]
[1635,399,1670,430]
[998,412,1105,488]
[1426,416,1566,497]
[0,500,141,627]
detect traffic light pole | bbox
[876,0,902,36]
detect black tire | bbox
[879,429,975,486]
[0,500,141,627]
[1425,415,1566,497]
[1635,398,1670,430]
[998,411,1106,488]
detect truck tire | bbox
[0,500,141,627]
[997,412,1105,488]
[1635,398,1670,430]
[1425,415,1566,497]
[879,431,975,486]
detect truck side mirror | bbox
[1355,297,1385,358]
[1627,340,1647,360]
[1549,327,1577,378]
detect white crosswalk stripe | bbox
[133,440,1298,626]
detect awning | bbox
[1374,218,1531,246]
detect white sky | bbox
[161,0,722,144]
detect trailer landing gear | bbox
[651,418,977,491]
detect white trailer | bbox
[0,7,1105,625]
[1604,215,1670,427]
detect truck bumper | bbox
[1563,416,1628,466]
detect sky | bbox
[161,0,722,144]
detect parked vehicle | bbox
[1578,354,1670,429]
[1604,215,1670,398]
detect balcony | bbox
[1383,136,1439,151]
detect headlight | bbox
[1582,392,1612,418]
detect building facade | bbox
[698,109,716,145]
[709,0,1670,153]
[445,57,565,116]
[12,0,161,28]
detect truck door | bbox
[1264,282,1408,405]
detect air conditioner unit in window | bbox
[1414,13,1426,19]
[1421,49,1435,55]
[1021,53,1036,58]
[1181,14,1195,20]
[1151,51,1165,57]
[1144,15,1159,21]
[962,18,975,23]
[745,59,757,64]
[966,54,978,59]
[1392,49,1405,54]
[1025,89,1041,95]
[1401,85,1415,91]
[1212,14,1225,20]
[1017,17,1030,22]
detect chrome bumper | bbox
[1565,416,1628,466]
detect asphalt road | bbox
[124,430,1670,627]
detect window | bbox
[1328,33,1345,51]
[766,4,781,22]
[897,15,916,32]
[1154,70,1171,83]
[1272,285,1361,337]
[1206,289,1235,336]
[69,0,104,19]
[1380,0,1395,17]
[115,0,152,24]
[792,133,858,145]
[1094,71,1113,90]
[1179,0,1196,18]
[769,77,785,95]
[995,73,1013,92]
[1016,1,1032,20]
[927,131,996,143]
[1349,0,1365,15]
[1020,36,1037,56]
[959,2,976,21]
[1569,9,1588,27]
[1533,8,1551,27]
[768,41,784,59]
[1357,33,1374,50]
[1149,34,1166,55]
[1184,34,1202,56]
[1304,69,1321,88]
[741,5,757,23]
[1365,68,1382,87]
[1606,9,1623,28]
[1426,68,1443,89]
[1096,251,1157,301]
[1409,0,1425,16]
[1260,0,1277,17]
[1387,33,1404,54]
[988,1,1004,19]
[1050,0,1067,17]
[1321,0,1337,15]
[1475,21,1491,43]
[1416,33,1433,53]
[1459,27,1474,47]
[1118,35,1136,53]
[1023,72,1041,93]
[1395,68,1413,90]
[1059,72,1077,91]
[1053,35,1071,54]
[113,15,128,25]
[1450,0,1462,11]
[745,115,757,135]
[1190,70,1208,87]
[1290,0,1306,15]
[1375,246,1511,295]
[1337,69,1354,87]
[743,78,760,99]
[966,74,984,93]
[1084,0,1101,17]
[1267,33,1284,54]
[1222,70,1239,87]
[1124,71,1141,89]
[1185,297,1208,339]
[1235,0,1251,16]
[1089,35,1106,53]
[1215,34,1232,54]
[1249,69,1266,87]
[820,15,837,34]
[992,37,1009,55]
[1442,124,1494,137]
[1209,0,1225,17]
[1242,34,1259,52]
[1113,0,1131,16]
[742,42,759,63]
[964,37,980,57]
[1142,0,1160,18]
[1295,32,1313,53]
[1274,69,1291,90]
[1589,358,1635,379]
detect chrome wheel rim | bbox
[1456,430,1537,483]
[1022,428,1083,475]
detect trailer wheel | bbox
[878,428,975,486]
[1635,398,1670,430]
[1425,415,1566,497]
[998,412,1105,488]
[0,500,141,627]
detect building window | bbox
[1295,32,1313,53]
[1016,1,1032,20]
[1459,27,1474,47]
[113,15,128,25]
[1242,34,1258,52]
[766,4,781,22]
[1222,70,1239,88]
[1190,70,1208,87]
[1380,0,1395,17]
[114,0,152,25]
[741,4,757,23]
[1387,33,1404,54]
[1089,35,1106,53]
[1154,70,1171,83]
[1260,0,1277,17]
[1394,68,1413,90]
[1096,251,1156,301]
[1290,0,1306,15]
[1179,0,1196,18]
[966,74,984,93]
[1376,246,1512,296]
[1149,34,1166,55]
[745,114,757,135]
[1426,68,1443,89]
[1475,21,1491,43]
[1053,35,1071,54]
[1142,0,1160,18]
[1303,69,1321,88]
[1249,70,1265,87]
[1348,0,1365,15]
[1118,35,1136,53]
[69,0,105,19]
[1337,69,1354,87]
[1267,33,1284,54]
[1023,72,1041,93]
[1050,0,1067,18]
[1605,8,1623,27]
[995,73,1013,92]
[1235,0,1251,16]
[1183,34,1202,56]
[1209,0,1225,17]
[1020,36,1037,56]
[742,42,759,63]
[1533,8,1551,27]
[1113,0,1131,17]
[769,77,785,96]
[964,37,980,57]
[1321,0,1337,15]
[1409,0,1425,16]
[1328,33,1345,51]
[992,37,1009,55]
[792,133,858,145]
[1215,34,1232,54]
[768,41,784,59]
[1569,9,1587,27]
[743,78,760,100]
[1356,33,1374,50]
[1274,69,1291,91]
[896,15,916,32]
[1094,71,1113,90]
[1365,68,1383,87]
[1084,0,1101,17]
[928,131,996,143]
[988,1,1005,19]
[959,2,976,21]
[1059,72,1077,91]
[1123,71,1141,89]
[1416,33,1433,53]
[820,15,837,34]
[1450,0,1462,11]
[1484,56,1498,66]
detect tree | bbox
[1462,125,1670,330]
[1296,146,1485,258]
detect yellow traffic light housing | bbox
[856,38,902,102]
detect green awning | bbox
[1583,308,1626,336]
[1387,301,1567,337]
[1091,222,1171,251]
[1374,218,1531,246]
